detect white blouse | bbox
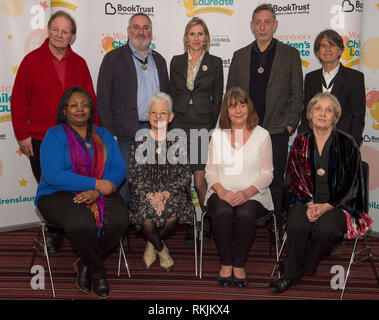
[205,126,274,210]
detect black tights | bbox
[142,217,177,251]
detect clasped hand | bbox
[218,189,249,207]
[306,202,333,222]
[147,192,170,216]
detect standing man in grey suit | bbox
[97,13,170,203]
[227,3,303,222]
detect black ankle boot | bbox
[93,278,110,298]
[73,258,91,294]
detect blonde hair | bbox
[183,17,211,52]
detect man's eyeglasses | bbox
[66,103,91,110]
[131,25,151,32]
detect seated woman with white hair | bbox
[128,92,195,271]
[269,92,372,294]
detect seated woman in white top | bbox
[205,86,274,289]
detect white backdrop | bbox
[1,0,378,233]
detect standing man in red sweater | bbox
[11,10,97,254]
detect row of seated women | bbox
[35,86,371,298]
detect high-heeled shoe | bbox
[156,243,174,271]
[143,241,157,270]
[217,275,233,288]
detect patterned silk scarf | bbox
[64,124,107,237]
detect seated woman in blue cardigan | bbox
[35,86,128,298]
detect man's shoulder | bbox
[152,49,167,62]
[232,43,253,56]
[340,64,363,77]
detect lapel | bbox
[330,63,347,96]
[195,51,210,82]
[178,52,189,81]
[120,43,137,82]
[313,68,323,93]
[267,39,281,88]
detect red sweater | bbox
[11,38,98,141]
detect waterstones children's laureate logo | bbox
[181,0,234,17]
[100,33,156,55]
[277,34,311,67]
[0,86,12,123]
[105,2,154,16]
[273,3,310,15]
[341,33,360,68]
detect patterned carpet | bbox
[0,225,379,301]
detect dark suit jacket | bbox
[226,39,303,135]
[299,64,365,145]
[170,51,224,129]
[97,43,170,140]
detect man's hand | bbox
[18,137,34,157]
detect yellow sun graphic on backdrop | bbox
[1,0,24,18]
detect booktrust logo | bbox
[104,2,154,16]
[181,0,235,17]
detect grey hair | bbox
[128,13,152,28]
[306,92,342,129]
[149,92,173,114]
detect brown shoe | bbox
[156,243,174,271]
[143,241,157,270]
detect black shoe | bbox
[46,229,64,255]
[233,277,248,289]
[217,275,233,288]
[93,278,110,298]
[269,277,300,294]
[73,259,91,294]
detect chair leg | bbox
[199,211,206,279]
[118,239,131,278]
[271,231,287,278]
[193,214,198,277]
[41,225,56,298]
[340,237,358,300]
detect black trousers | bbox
[207,193,264,267]
[38,191,129,279]
[30,138,42,183]
[269,131,290,215]
[284,203,347,280]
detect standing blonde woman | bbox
[170,17,224,214]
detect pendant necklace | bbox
[316,149,326,176]
[321,73,337,93]
[133,54,148,70]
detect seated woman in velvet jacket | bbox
[35,86,128,298]
[269,92,372,294]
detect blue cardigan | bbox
[35,124,126,205]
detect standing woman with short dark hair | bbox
[36,87,128,298]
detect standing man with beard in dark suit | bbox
[97,13,170,204]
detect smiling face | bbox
[48,15,75,53]
[309,97,336,131]
[251,9,277,46]
[148,101,174,131]
[63,92,91,128]
[127,14,152,52]
[317,37,343,67]
[187,24,206,54]
[228,100,249,129]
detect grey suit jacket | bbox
[97,43,170,140]
[226,39,303,134]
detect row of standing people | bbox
[10,3,368,298]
